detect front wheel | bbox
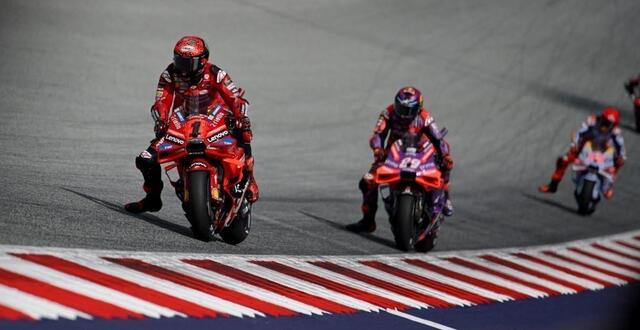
[220,199,251,245]
[576,179,596,215]
[187,171,214,241]
[393,194,417,252]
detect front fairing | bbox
[376,139,443,189]
[572,140,616,183]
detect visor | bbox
[174,55,201,75]
[395,102,419,118]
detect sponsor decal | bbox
[165,134,184,145]
[140,150,152,159]
[188,162,207,169]
[176,111,185,122]
[217,69,227,83]
[171,117,182,129]
[159,143,172,150]
[207,130,229,143]
[161,70,171,82]
[425,116,434,126]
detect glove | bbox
[438,154,454,171]
[238,116,251,131]
[154,120,168,139]
[373,148,385,162]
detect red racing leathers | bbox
[133,61,258,212]
[359,105,453,224]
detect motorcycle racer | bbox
[125,36,259,213]
[624,74,640,97]
[624,73,640,132]
[346,86,454,233]
[538,107,626,199]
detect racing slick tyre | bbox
[393,194,417,252]
[576,180,596,215]
[220,199,251,245]
[187,171,214,241]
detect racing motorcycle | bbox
[374,131,448,252]
[572,137,616,215]
[157,106,251,243]
[625,84,640,132]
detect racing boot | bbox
[345,216,376,233]
[346,204,377,233]
[125,149,163,213]
[603,188,614,200]
[538,179,560,193]
[443,190,453,217]
[245,156,259,203]
[125,182,163,213]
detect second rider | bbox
[346,87,454,233]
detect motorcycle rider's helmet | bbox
[173,36,209,81]
[598,107,620,132]
[394,86,423,121]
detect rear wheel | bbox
[187,171,214,241]
[220,199,251,245]
[393,194,416,252]
[576,180,596,215]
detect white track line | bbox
[386,308,457,330]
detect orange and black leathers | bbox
[359,105,452,222]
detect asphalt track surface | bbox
[1,0,639,255]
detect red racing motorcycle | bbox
[157,106,251,243]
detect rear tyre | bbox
[187,171,214,241]
[220,199,251,245]
[393,194,416,252]
[576,180,595,215]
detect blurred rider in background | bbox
[346,87,454,233]
[125,36,259,213]
[624,73,640,132]
[538,107,626,199]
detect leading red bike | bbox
[157,106,251,243]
